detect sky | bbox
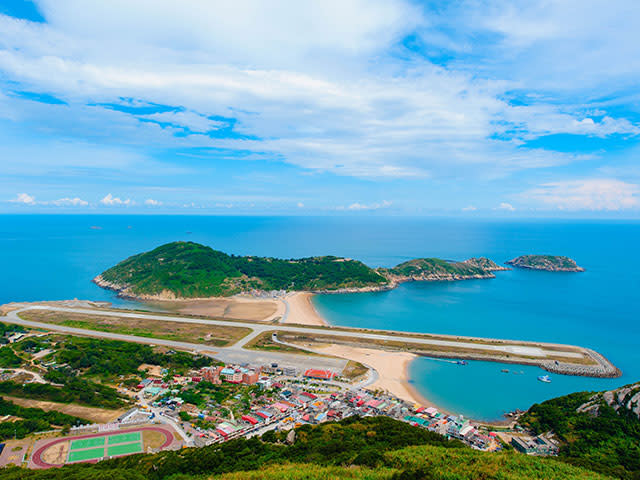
[0,0,639,216]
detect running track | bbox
[31,426,174,468]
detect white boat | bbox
[537,375,551,383]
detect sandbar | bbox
[282,292,328,326]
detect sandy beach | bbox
[312,344,433,407]
[282,292,328,326]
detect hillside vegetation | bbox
[520,385,640,479]
[506,255,584,272]
[96,242,507,299]
[1,417,609,480]
[97,241,388,297]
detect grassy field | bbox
[341,360,369,380]
[19,310,252,347]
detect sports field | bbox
[107,442,143,457]
[108,431,141,445]
[32,426,175,468]
[68,447,105,463]
[66,431,143,463]
[70,437,105,450]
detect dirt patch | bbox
[143,430,166,450]
[3,396,124,423]
[19,310,252,347]
[41,440,69,465]
[147,296,282,321]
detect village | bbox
[123,361,509,452]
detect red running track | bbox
[31,425,174,469]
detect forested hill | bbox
[519,382,640,479]
[95,242,509,299]
[95,241,389,298]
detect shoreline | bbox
[281,292,328,327]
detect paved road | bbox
[7,305,583,358]
[5,307,348,373]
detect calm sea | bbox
[2,215,638,420]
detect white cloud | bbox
[51,197,88,206]
[10,193,36,204]
[497,202,515,211]
[144,198,162,206]
[139,111,225,133]
[297,202,304,208]
[0,1,633,183]
[101,193,132,206]
[462,205,477,211]
[338,200,392,211]
[523,179,640,211]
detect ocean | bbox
[1,215,638,421]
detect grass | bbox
[108,431,141,445]
[107,442,143,457]
[70,437,105,450]
[67,447,105,462]
[19,310,252,348]
[341,360,369,380]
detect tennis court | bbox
[67,447,105,463]
[107,431,141,445]
[70,437,105,450]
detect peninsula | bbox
[506,255,585,272]
[94,241,507,300]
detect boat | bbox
[537,375,552,383]
[501,369,509,373]
[456,360,468,365]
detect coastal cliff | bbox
[506,255,584,272]
[94,242,507,300]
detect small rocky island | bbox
[506,255,584,272]
[94,241,508,299]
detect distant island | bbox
[94,241,507,300]
[506,255,584,272]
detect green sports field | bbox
[70,436,105,450]
[65,430,145,463]
[67,447,105,463]
[107,431,141,445]
[107,442,143,457]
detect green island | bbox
[94,241,508,299]
[506,255,585,272]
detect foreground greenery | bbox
[0,397,88,440]
[47,336,213,377]
[98,241,507,298]
[0,417,610,479]
[520,389,640,479]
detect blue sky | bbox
[1,0,639,216]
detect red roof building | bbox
[303,369,335,380]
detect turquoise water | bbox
[1,215,639,420]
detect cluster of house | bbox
[404,407,498,450]
[510,434,559,456]
[129,362,507,453]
